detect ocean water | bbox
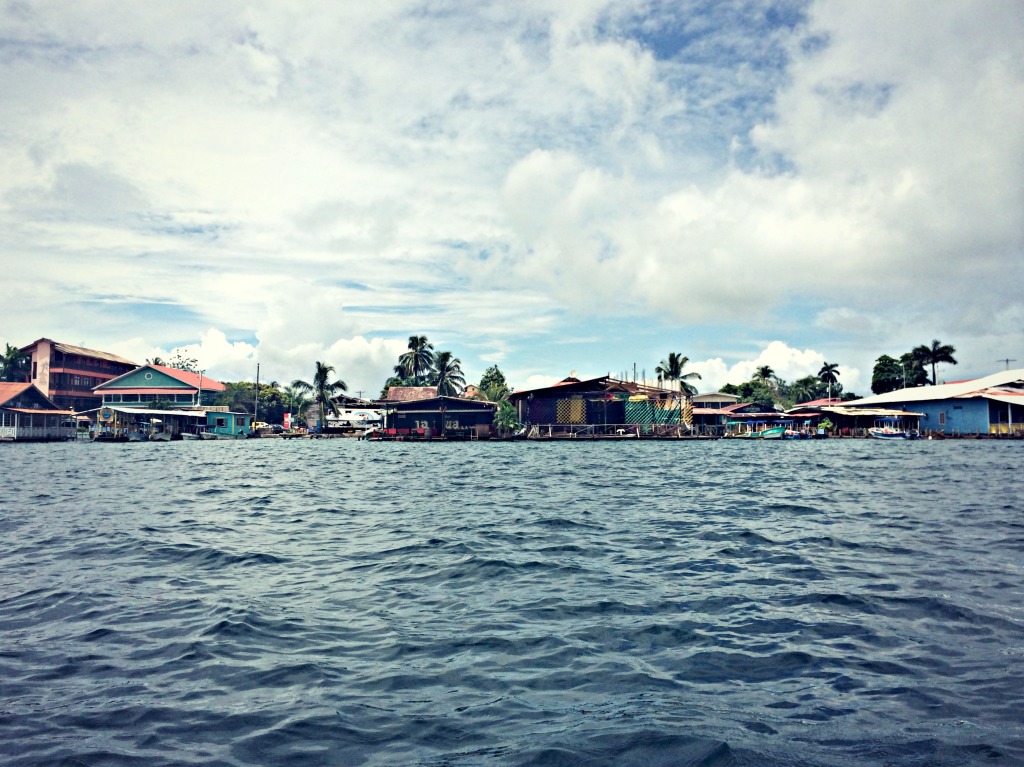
[1,438,1022,767]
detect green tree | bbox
[253,382,286,424]
[720,380,776,408]
[912,339,957,385]
[215,382,256,413]
[431,351,466,396]
[655,352,702,397]
[478,365,511,401]
[871,355,904,394]
[788,375,827,403]
[818,361,840,401]
[899,352,929,387]
[398,335,435,384]
[0,343,30,382]
[493,400,521,434]
[292,361,348,428]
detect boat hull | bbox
[868,428,907,440]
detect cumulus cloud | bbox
[691,340,861,393]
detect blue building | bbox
[846,369,1024,436]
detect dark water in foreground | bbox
[2,439,1023,766]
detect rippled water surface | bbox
[2,439,1023,766]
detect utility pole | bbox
[996,358,1017,370]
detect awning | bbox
[5,408,75,415]
[823,406,925,417]
[83,406,208,417]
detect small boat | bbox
[724,420,787,439]
[868,417,919,440]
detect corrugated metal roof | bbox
[384,386,439,402]
[30,339,138,366]
[7,407,74,415]
[824,406,925,417]
[976,392,1024,406]
[0,382,32,404]
[847,369,1024,406]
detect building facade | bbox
[846,369,1024,436]
[20,338,137,412]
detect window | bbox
[938,412,946,425]
[215,417,227,428]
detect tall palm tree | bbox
[432,351,466,397]
[913,339,957,385]
[398,335,435,384]
[655,352,702,401]
[0,344,30,382]
[818,361,840,401]
[755,365,776,388]
[291,361,347,427]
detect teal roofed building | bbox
[88,365,251,440]
[93,364,226,408]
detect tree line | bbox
[3,335,961,421]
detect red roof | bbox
[384,386,439,402]
[147,366,226,391]
[795,398,844,407]
[0,382,32,405]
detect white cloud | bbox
[692,340,863,395]
[1,1,1020,393]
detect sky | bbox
[2,0,1022,397]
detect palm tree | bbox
[818,361,840,401]
[282,383,312,419]
[0,344,30,382]
[755,365,776,388]
[655,352,702,429]
[432,351,466,397]
[291,361,347,429]
[912,339,957,385]
[398,335,435,384]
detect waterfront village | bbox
[1,336,1023,444]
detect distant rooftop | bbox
[22,338,137,366]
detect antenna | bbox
[996,358,1017,370]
